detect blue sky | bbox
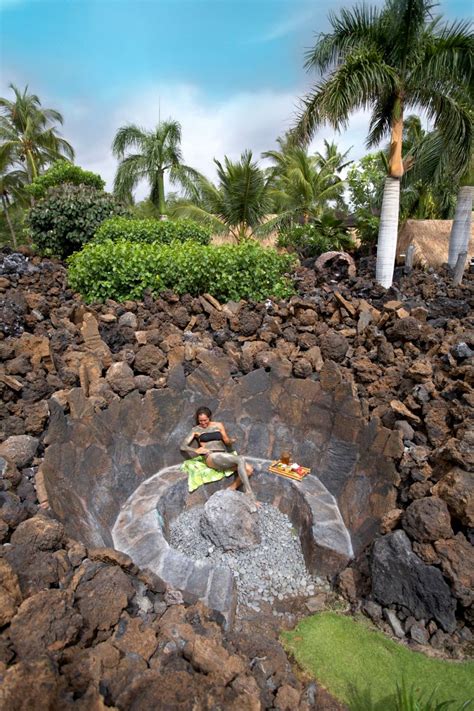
[0,0,471,195]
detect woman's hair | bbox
[195,406,212,425]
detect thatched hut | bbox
[397,219,474,268]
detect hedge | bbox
[94,217,211,246]
[68,239,296,303]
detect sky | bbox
[0,0,471,198]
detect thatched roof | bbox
[397,219,474,268]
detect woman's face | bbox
[198,413,210,428]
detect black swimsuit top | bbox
[197,430,223,444]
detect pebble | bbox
[168,502,325,608]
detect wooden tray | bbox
[268,461,311,481]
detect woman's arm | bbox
[216,422,234,447]
[180,430,201,458]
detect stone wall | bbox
[41,358,401,556]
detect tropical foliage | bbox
[68,239,296,303]
[94,216,211,245]
[277,215,354,259]
[28,161,105,199]
[112,119,198,216]
[28,184,126,258]
[0,84,74,182]
[263,138,350,229]
[293,0,473,287]
[174,150,274,242]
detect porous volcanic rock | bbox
[73,561,135,633]
[0,435,38,468]
[371,530,457,632]
[200,490,261,552]
[402,496,453,543]
[434,533,474,607]
[432,467,474,527]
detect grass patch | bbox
[282,612,474,709]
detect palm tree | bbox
[292,0,473,287]
[0,84,74,181]
[448,155,473,268]
[174,150,274,242]
[0,157,28,247]
[112,119,198,218]
[263,140,349,226]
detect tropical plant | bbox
[112,119,198,217]
[292,0,473,287]
[27,161,104,199]
[94,216,211,245]
[27,184,126,258]
[448,158,473,269]
[277,215,354,259]
[0,84,74,182]
[262,140,349,228]
[68,239,296,303]
[174,150,275,242]
[0,153,29,247]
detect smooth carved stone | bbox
[10,590,83,659]
[402,496,453,543]
[434,533,474,607]
[432,467,474,527]
[74,563,135,632]
[200,490,261,552]
[371,530,456,633]
[0,434,38,467]
[0,558,22,626]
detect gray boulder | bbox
[200,490,260,552]
[371,530,456,633]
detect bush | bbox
[27,161,105,199]
[94,217,211,246]
[27,184,127,258]
[68,239,296,303]
[277,216,354,260]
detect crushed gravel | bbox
[168,502,330,612]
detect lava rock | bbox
[432,468,474,527]
[0,435,39,468]
[200,490,261,552]
[371,530,456,633]
[402,496,453,543]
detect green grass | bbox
[282,612,474,710]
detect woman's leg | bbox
[206,453,254,496]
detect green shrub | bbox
[27,184,127,258]
[277,215,354,260]
[68,239,296,303]
[27,161,105,199]
[94,217,211,246]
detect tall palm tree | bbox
[292,0,473,287]
[448,155,473,268]
[112,119,198,218]
[263,143,348,227]
[0,84,74,181]
[174,150,274,242]
[0,156,28,247]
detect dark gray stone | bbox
[200,490,261,552]
[371,530,457,633]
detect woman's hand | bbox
[196,446,209,455]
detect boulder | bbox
[10,515,64,550]
[319,331,349,362]
[200,490,260,551]
[134,344,167,378]
[0,435,38,467]
[0,658,71,711]
[0,558,22,626]
[434,534,474,607]
[105,361,136,397]
[10,590,82,659]
[402,497,453,543]
[432,467,474,527]
[74,562,135,633]
[371,530,456,632]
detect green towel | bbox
[182,455,236,493]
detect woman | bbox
[180,407,259,509]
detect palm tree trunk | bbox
[376,109,404,288]
[157,170,167,219]
[375,177,400,288]
[26,149,38,181]
[1,194,17,249]
[448,185,473,268]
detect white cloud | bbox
[64,83,372,201]
[252,9,316,43]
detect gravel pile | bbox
[168,503,329,612]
